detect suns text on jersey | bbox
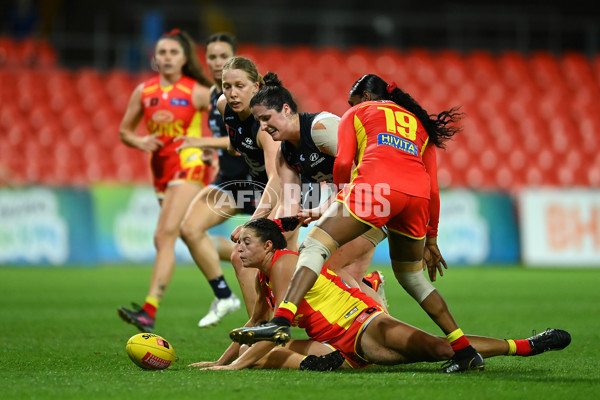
[146,120,185,137]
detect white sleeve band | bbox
[311,112,340,157]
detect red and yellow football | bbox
[126,333,176,370]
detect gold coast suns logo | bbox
[148,110,184,137]
[152,110,174,124]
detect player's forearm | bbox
[216,342,242,365]
[229,341,276,369]
[250,176,281,220]
[199,136,230,149]
[119,129,143,149]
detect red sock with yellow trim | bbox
[142,296,159,319]
[272,301,297,326]
[506,339,532,356]
[447,328,471,352]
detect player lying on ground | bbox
[189,218,571,372]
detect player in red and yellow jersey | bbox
[189,218,571,371]
[234,74,482,372]
[117,29,239,333]
[140,73,211,195]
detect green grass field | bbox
[1,264,599,399]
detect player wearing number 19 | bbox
[232,74,485,373]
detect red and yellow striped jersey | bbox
[294,267,382,344]
[258,250,383,344]
[335,100,434,200]
[140,75,206,191]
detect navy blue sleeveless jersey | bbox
[209,89,249,180]
[280,112,336,183]
[223,104,268,184]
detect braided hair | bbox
[349,74,462,149]
[243,217,300,250]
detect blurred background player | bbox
[117,29,237,332]
[174,33,253,328]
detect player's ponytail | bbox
[263,72,283,87]
[275,217,301,232]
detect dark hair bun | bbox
[263,72,282,87]
[278,216,300,232]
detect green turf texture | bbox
[1,264,599,399]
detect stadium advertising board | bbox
[520,189,600,267]
[91,184,250,264]
[434,190,519,264]
[0,186,519,266]
[0,187,96,265]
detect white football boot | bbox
[198,293,241,328]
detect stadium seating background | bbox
[1,37,599,192]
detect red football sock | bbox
[273,301,297,324]
[513,339,532,356]
[142,302,157,319]
[448,328,471,352]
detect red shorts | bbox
[336,183,428,239]
[326,307,384,369]
[151,151,212,197]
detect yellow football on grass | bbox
[126,333,176,370]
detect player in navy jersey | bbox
[173,34,267,328]
[249,72,388,306]
[178,55,280,319]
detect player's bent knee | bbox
[394,269,435,304]
[179,223,207,244]
[298,227,339,275]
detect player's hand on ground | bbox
[188,361,219,368]
[139,134,163,152]
[200,364,239,370]
[423,237,447,282]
